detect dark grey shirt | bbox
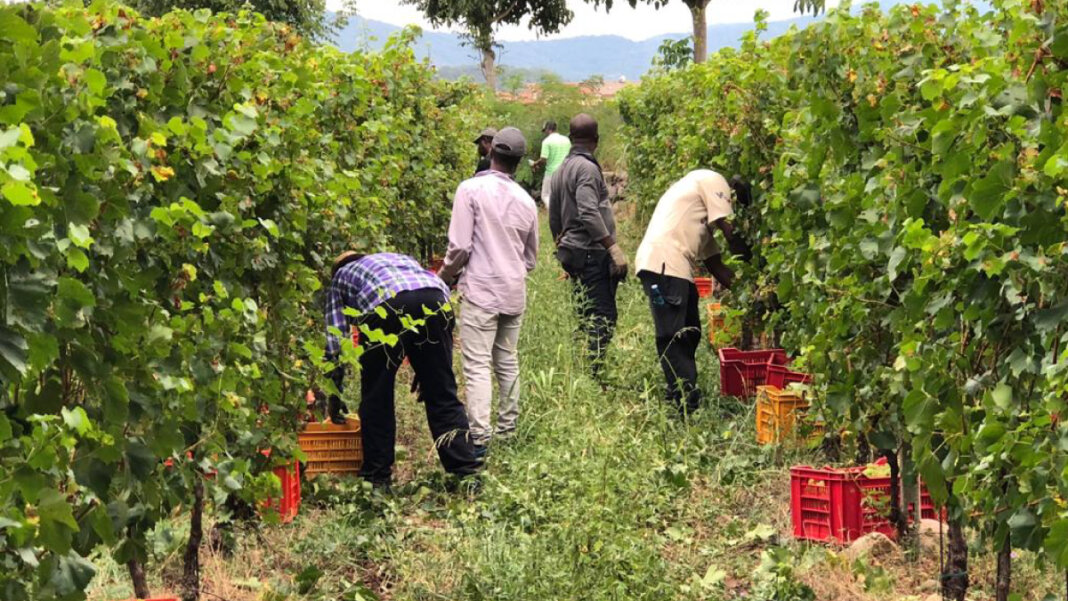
[549,149,615,250]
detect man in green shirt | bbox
[531,120,571,211]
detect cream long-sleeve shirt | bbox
[635,170,734,282]
[439,170,539,315]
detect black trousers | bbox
[638,271,701,413]
[557,246,619,373]
[356,288,480,483]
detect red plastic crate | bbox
[695,277,714,298]
[262,460,300,523]
[791,461,940,544]
[766,364,813,389]
[717,348,789,397]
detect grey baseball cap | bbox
[473,127,497,143]
[491,127,526,157]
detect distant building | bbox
[498,80,633,104]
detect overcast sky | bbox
[337,1,844,42]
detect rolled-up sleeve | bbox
[439,186,474,283]
[324,285,346,361]
[575,164,609,242]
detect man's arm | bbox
[524,216,539,272]
[438,188,474,284]
[531,141,549,170]
[324,285,346,366]
[703,254,735,290]
[548,172,563,243]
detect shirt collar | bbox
[476,168,516,181]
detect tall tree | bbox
[587,0,825,63]
[402,1,573,90]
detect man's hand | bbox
[607,243,629,278]
[727,235,753,262]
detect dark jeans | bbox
[356,288,480,483]
[638,271,701,413]
[557,246,619,374]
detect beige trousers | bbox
[460,302,523,444]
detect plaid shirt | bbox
[324,253,449,358]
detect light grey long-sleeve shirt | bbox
[439,170,539,316]
[549,148,615,250]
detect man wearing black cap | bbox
[473,127,497,176]
[530,120,571,211]
[440,128,538,457]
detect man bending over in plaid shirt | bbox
[324,251,481,488]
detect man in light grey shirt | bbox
[549,113,627,377]
[440,128,538,456]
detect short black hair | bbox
[493,152,523,171]
[492,151,522,173]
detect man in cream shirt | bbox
[635,169,752,415]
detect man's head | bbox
[474,127,497,157]
[332,250,364,276]
[542,120,557,134]
[489,127,527,175]
[569,113,598,152]
[729,175,752,207]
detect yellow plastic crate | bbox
[707,302,731,348]
[756,385,821,445]
[298,416,363,475]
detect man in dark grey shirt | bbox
[549,113,628,376]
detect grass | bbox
[87,210,1065,601]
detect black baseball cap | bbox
[473,127,498,143]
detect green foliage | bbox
[0,2,477,598]
[652,37,693,71]
[752,548,815,601]
[620,0,1068,576]
[124,0,340,41]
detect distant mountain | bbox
[329,1,921,83]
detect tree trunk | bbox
[996,533,1012,601]
[883,449,905,540]
[942,516,969,601]
[690,2,708,63]
[126,559,150,599]
[181,477,205,601]
[480,45,497,91]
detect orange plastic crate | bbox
[261,460,300,523]
[756,385,820,445]
[694,277,714,298]
[298,416,363,475]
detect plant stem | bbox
[996,532,1011,601]
[181,476,205,601]
[126,558,150,599]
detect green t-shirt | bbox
[540,132,571,177]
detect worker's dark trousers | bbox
[558,246,619,375]
[357,288,480,484]
[638,271,702,414]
